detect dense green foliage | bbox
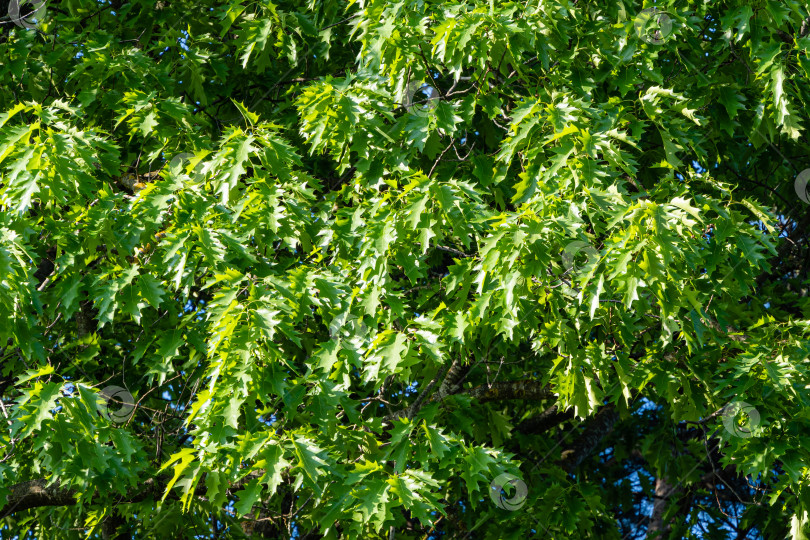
[1,0,810,538]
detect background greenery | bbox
[1,0,809,538]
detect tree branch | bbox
[2,478,79,516]
[462,380,553,403]
[558,405,618,473]
[646,476,680,539]
[428,359,466,403]
[516,404,573,435]
[383,369,552,425]
[1,472,263,518]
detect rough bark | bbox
[1,478,79,517]
[516,404,573,435]
[101,511,130,540]
[0,472,262,518]
[464,380,553,403]
[558,405,619,473]
[383,372,552,425]
[646,476,680,540]
[429,359,467,403]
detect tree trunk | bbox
[646,476,679,539]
